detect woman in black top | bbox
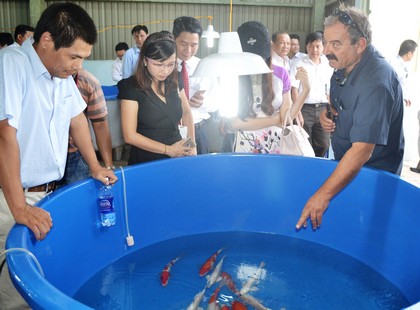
[118,32,196,165]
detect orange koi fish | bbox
[207,287,221,310]
[231,300,248,310]
[199,247,224,277]
[160,256,181,287]
[220,272,240,295]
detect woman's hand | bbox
[295,67,310,90]
[166,140,196,157]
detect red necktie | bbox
[181,61,189,99]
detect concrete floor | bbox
[401,159,420,188]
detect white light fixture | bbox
[193,32,272,78]
[193,32,272,118]
[201,24,220,48]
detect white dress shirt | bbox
[112,57,123,82]
[177,56,219,124]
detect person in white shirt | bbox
[271,30,291,73]
[10,24,34,47]
[389,40,419,174]
[290,31,334,157]
[173,16,219,154]
[122,25,148,79]
[288,33,306,67]
[0,4,117,308]
[112,41,128,82]
[389,39,417,107]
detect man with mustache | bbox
[296,5,404,230]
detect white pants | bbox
[0,190,46,310]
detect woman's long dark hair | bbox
[238,57,275,120]
[134,32,178,97]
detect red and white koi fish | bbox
[199,247,224,277]
[238,293,270,310]
[187,287,207,310]
[207,287,221,310]
[239,261,265,295]
[220,271,240,295]
[231,300,248,310]
[206,255,225,288]
[160,255,181,287]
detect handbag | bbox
[279,108,315,157]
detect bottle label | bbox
[99,197,114,213]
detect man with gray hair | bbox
[296,5,404,230]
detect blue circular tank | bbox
[5,155,420,309]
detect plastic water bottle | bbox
[98,184,116,226]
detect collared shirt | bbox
[289,52,306,69]
[122,45,140,79]
[0,39,86,187]
[271,51,290,73]
[290,54,333,104]
[177,56,219,124]
[388,55,409,100]
[112,57,123,82]
[8,42,20,48]
[330,45,404,174]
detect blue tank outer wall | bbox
[6,154,420,309]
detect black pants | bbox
[301,104,331,157]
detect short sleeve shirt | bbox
[329,45,404,174]
[68,68,108,151]
[0,39,86,187]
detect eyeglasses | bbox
[146,58,175,71]
[333,8,366,39]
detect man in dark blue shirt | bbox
[296,5,404,231]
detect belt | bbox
[304,102,328,108]
[24,182,57,193]
[194,120,207,129]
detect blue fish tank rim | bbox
[5,154,420,309]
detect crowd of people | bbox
[0,2,417,308]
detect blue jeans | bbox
[60,151,90,186]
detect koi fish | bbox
[206,255,225,288]
[187,287,206,310]
[207,287,221,310]
[199,247,224,277]
[160,255,181,287]
[220,271,240,295]
[238,293,270,310]
[231,300,247,310]
[239,261,265,295]
[220,305,231,310]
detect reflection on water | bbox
[73,232,409,310]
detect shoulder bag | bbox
[279,108,315,157]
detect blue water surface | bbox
[73,232,409,309]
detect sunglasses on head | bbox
[333,8,366,39]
